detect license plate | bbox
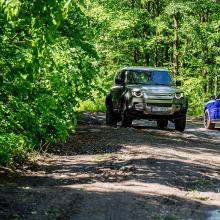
[151,106,169,112]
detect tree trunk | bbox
[154,46,158,67]
[173,14,178,78]
[134,48,139,64]
[144,52,150,66]
[214,75,218,96]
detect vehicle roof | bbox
[120,66,169,72]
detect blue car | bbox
[204,95,220,129]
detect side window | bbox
[126,70,139,84]
[126,71,135,84]
[115,71,125,84]
[120,71,125,83]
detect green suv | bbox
[106,67,188,132]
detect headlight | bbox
[175,93,184,99]
[132,91,143,98]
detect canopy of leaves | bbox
[0,0,98,165]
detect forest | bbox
[0,0,220,165]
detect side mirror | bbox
[115,78,123,85]
[176,80,182,86]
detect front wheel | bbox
[121,103,132,127]
[106,104,117,126]
[157,120,168,129]
[204,109,215,129]
[174,116,186,132]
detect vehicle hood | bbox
[127,85,182,94]
[205,99,220,108]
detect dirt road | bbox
[0,112,220,220]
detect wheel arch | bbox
[120,93,130,112]
[106,94,112,106]
[121,89,131,104]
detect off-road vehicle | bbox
[106,67,188,132]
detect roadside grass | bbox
[76,98,106,112]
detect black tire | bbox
[174,116,186,132]
[121,102,132,127]
[204,109,215,129]
[106,103,117,126]
[157,120,168,129]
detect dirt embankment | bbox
[0,112,220,220]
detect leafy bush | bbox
[77,98,106,112]
[0,0,98,165]
[0,134,29,166]
[182,76,206,115]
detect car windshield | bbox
[126,70,173,86]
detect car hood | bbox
[127,85,182,94]
[205,99,220,108]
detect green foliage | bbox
[0,0,98,165]
[1,0,220,165]
[77,98,106,112]
[90,0,220,116]
[0,133,28,165]
[180,76,206,115]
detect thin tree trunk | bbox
[154,46,158,67]
[144,52,150,66]
[214,75,218,96]
[134,48,139,64]
[173,14,178,78]
[155,0,160,16]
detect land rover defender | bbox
[106,67,188,132]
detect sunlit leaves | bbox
[0,0,21,18]
[0,0,98,165]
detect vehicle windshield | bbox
[126,70,173,86]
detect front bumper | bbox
[127,109,186,120]
[127,96,187,120]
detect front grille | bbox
[146,103,172,107]
[149,93,173,96]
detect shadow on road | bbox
[1,112,220,219]
[1,155,220,192]
[0,182,219,220]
